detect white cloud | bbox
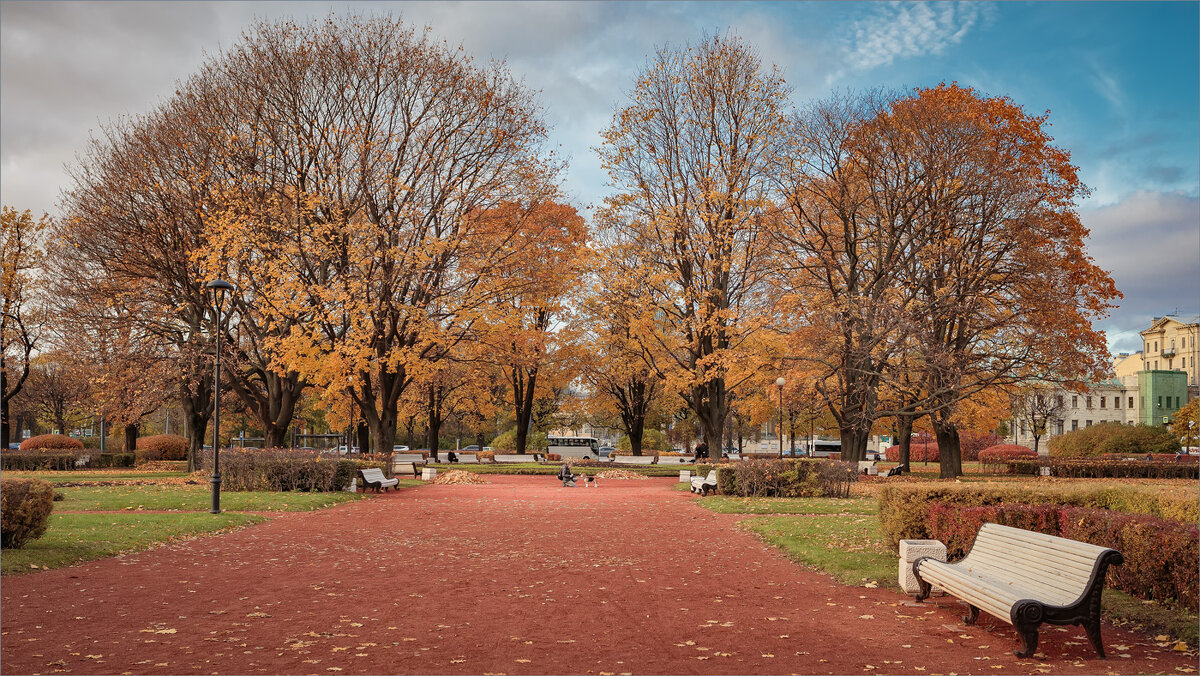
[841,1,985,72]
[1082,191,1200,353]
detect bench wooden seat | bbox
[392,453,426,464]
[493,454,532,463]
[690,470,717,495]
[392,461,419,478]
[455,453,479,463]
[913,522,1123,658]
[657,455,690,465]
[358,467,400,493]
[614,455,655,465]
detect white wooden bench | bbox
[358,467,400,492]
[392,453,426,464]
[913,522,1124,658]
[690,470,717,495]
[726,453,742,461]
[657,455,690,465]
[493,454,533,463]
[392,461,419,478]
[613,455,655,465]
[455,453,479,463]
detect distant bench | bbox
[613,455,655,465]
[358,467,399,492]
[913,522,1123,658]
[392,461,419,478]
[392,453,426,464]
[494,454,535,463]
[454,453,479,463]
[656,456,690,465]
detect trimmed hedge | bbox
[927,502,1198,612]
[1,478,55,548]
[135,434,189,463]
[1007,457,1199,479]
[978,444,1037,470]
[18,434,84,451]
[1049,422,1181,457]
[877,484,1198,548]
[198,448,389,492]
[0,450,135,471]
[716,459,856,498]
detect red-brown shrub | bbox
[979,444,1037,467]
[884,442,939,462]
[18,434,84,451]
[135,434,189,463]
[925,501,1198,612]
[959,431,1003,462]
[1,478,55,548]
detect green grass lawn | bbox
[1,512,264,575]
[742,513,896,588]
[5,471,190,484]
[55,484,380,512]
[699,495,877,515]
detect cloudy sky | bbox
[2,1,1197,354]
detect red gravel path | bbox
[1,475,1193,675]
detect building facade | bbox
[1012,377,1141,452]
[1139,315,1199,387]
[1137,370,1189,427]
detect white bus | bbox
[546,436,599,458]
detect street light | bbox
[775,377,786,458]
[206,279,235,514]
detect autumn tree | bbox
[474,200,588,454]
[22,352,92,437]
[598,34,790,453]
[1011,386,1068,455]
[1171,397,1198,449]
[191,17,561,454]
[773,91,931,461]
[1,207,50,447]
[56,85,223,469]
[890,84,1119,476]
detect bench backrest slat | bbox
[393,453,425,463]
[455,454,478,463]
[959,523,1111,603]
[360,467,388,480]
[494,454,533,463]
[615,456,655,464]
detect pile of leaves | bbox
[594,469,648,480]
[432,470,490,485]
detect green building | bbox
[1138,370,1189,426]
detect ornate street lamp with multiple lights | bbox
[206,279,235,514]
[775,377,786,458]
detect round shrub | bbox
[959,431,1003,462]
[979,444,1037,465]
[1,478,55,548]
[135,434,189,463]
[1049,422,1181,457]
[18,434,84,452]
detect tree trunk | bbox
[839,427,870,462]
[628,422,644,456]
[427,383,442,462]
[933,416,963,478]
[513,368,537,454]
[1033,435,1041,455]
[123,422,140,453]
[896,414,916,472]
[356,419,371,455]
[692,378,727,457]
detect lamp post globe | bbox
[206,279,236,514]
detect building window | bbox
[1154,341,1158,351]
[1055,421,1064,435]
[1085,420,1093,427]
[1072,396,1078,407]
[1057,395,1064,407]
[1129,397,1134,408]
[1071,420,1078,431]
[1114,396,1120,409]
[1158,396,1163,408]
[1100,397,1106,409]
[1086,396,1093,409]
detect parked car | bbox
[598,446,615,458]
[461,444,480,452]
[392,445,410,452]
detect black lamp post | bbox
[206,279,235,514]
[775,377,786,458]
